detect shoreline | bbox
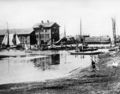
[0,51,120,94]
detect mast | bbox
[80,19,84,45]
[64,25,66,38]
[7,22,9,47]
[80,19,82,38]
[112,18,116,46]
[39,26,41,49]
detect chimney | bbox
[41,20,44,24]
[47,20,49,23]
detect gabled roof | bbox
[33,21,59,28]
[0,28,33,36]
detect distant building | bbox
[85,36,111,44]
[33,20,60,47]
[76,35,89,43]
[0,28,37,48]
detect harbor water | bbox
[0,51,94,84]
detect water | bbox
[0,51,92,84]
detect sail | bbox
[15,35,20,45]
[25,44,28,50]
[12,34,20,45]
[9,34,14,46]
[47,39,52,45]
[2,34,8,45]
[2,33,21,47]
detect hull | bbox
[70,51,103,55]
[79,48,98,52]
[48,45,75,50]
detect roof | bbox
[0,28,33,36]
[33,21,59,28]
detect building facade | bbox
[33,21,60,47]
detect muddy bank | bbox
[1,52,120,94]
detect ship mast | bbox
[7,22,9,47]
[80,19,84,45]
[64,25,66,38]
[80,19,82,38]
[112,18,116,46]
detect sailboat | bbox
[2,33,21,49]
[1,23,21,49]
[0,33,29,57]
[0,26,28,57]
[109,18,119,52]
[76,20,97,51]
[70,19,102,55]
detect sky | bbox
[0,0,120,38]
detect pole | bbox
[64,25,67,49]
[112,18,116,46]
[64,25,66,38]
[39,28,41,49]
[7,22,9,48]
[80,19,84,50]
[80,19,82,38]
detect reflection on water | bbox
[32,54,60,71]
[0,51,96,84]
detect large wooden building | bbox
[33,20,60,47]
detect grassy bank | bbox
[1,52,120,94]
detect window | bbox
[36,35,38,38]
[40,34,44,39]
[46,34,49,39]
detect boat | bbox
[106,18,120,52]
[0,26,28,58]
[1,31,22,50]
[48,44,65,50]
[78,45,98,51]
[70,50,103,55]
[105,18,119,52]
[72,19,100,55]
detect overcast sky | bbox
[0,0,120,37]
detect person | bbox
[75,44,79,52]
[112,60,118,68]
[91,56,96,72]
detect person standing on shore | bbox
[91,56,96,72]
[112,60,118,68]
